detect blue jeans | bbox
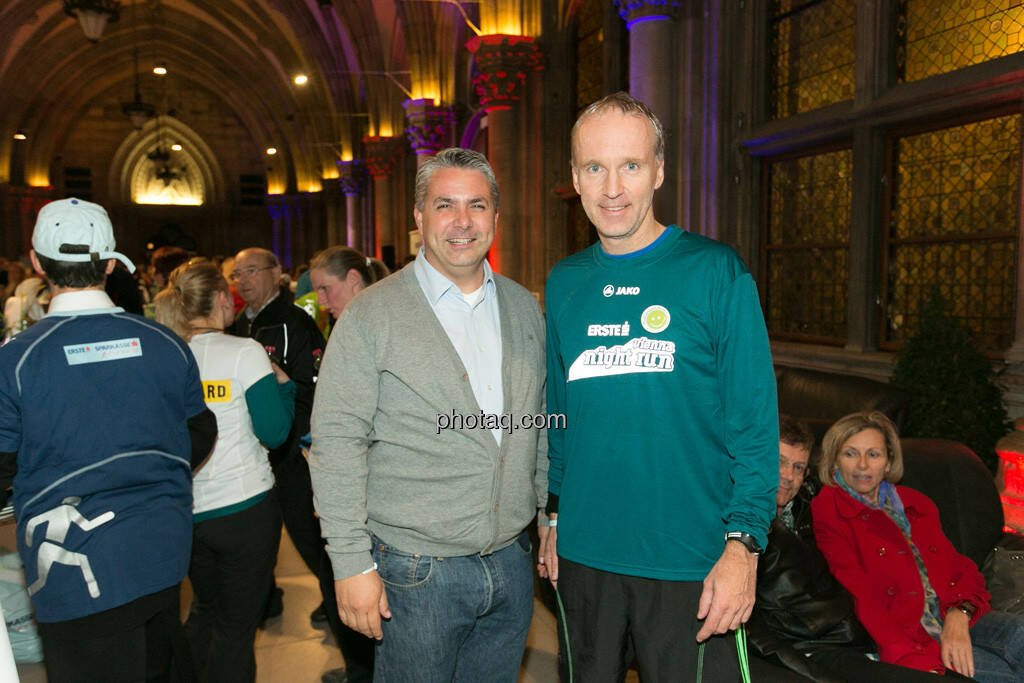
[371,531,534,683]
[971,609,1024,683]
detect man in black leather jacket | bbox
[747,415,973,682]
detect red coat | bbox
[811,484,990,673]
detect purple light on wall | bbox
[267,204,282,258]
[460,108,489,149]
[625,14,671,30]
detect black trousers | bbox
[272,451,323,574]
[186,490,281,683]
[38,585,193,683]
[556,556,741,683]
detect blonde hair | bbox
[818,411,904,486]
[571,91,665,164]
[154,261,228,340]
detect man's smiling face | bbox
[414,166,497,292]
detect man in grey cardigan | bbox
[310,147,548,682]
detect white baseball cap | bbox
[32,198,135,273]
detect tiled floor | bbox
[11,528,563,683]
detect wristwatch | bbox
[725,531,763,555]
[956,600,976,619]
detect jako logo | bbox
[603,285,640,297]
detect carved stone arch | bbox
[108,117,225,206]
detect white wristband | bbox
[361,562,378,575]
[547,519,557,527]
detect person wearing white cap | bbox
[0,197,218,682]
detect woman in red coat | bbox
[812,411,1024,681]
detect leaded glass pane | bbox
[898,0,1024,83]
[765,148,852,342]
[886,114,1021,350]
[769,0,856,119]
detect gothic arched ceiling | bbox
[0,0,422,193]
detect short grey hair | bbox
[571,91,665,165]
[414,147,499,212]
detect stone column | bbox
[467,34,543,286]
[321,180,344,251]
[402,99,454,166]
[336,160,367,250]
[363,135,406,265]
[616,0,682,230]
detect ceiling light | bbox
[12,130,27,141]
[171,143,182,151]
[63,0,120,42]
[153,63,167,76]
[122,10,154,129]
[293,74,308,86]
[266,147,278,156]
[122,97,155,130]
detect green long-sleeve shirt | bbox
[545,226,778,580]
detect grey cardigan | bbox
[310,265,548,579]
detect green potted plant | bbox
[891,292,1010,473]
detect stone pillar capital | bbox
[614,0,680,28]
[362,136,406,179]
[402,99,454,156]
[466,34,543,111]
[336,159,367,197]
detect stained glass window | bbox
[769,0,856,119]
[897,0,1024,83]
[764,148,853,343]
[884,114,1020,351]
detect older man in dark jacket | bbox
[228,248,326,614]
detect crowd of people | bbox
[0,91,1020,683]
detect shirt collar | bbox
[412,248,495,306]
[246,289,280,320]
[47,289,118,315]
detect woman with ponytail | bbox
[306,246,389,683]
[309,246,389,322]
[155,260,295,683]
